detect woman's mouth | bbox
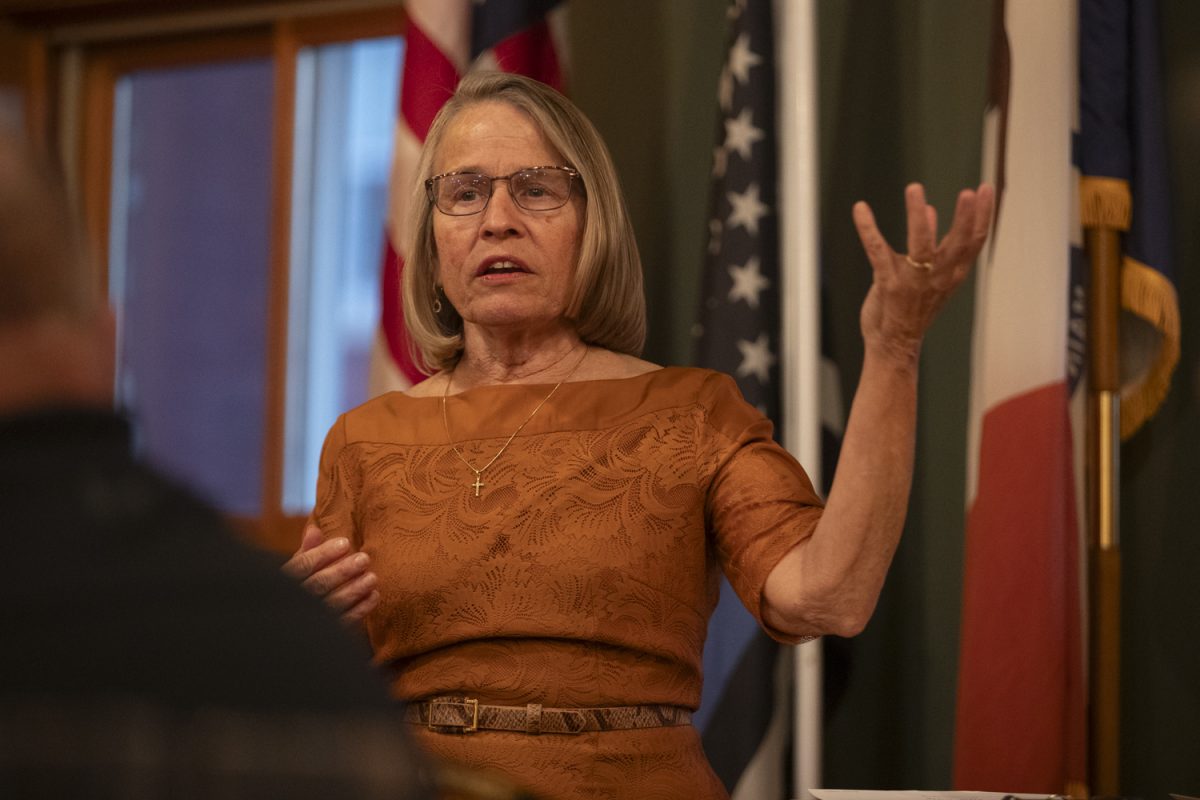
[476,259,530,277]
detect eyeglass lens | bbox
[433,168,573,215]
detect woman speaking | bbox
[284,71,993,798]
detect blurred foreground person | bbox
[0,126,435,799]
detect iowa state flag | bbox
[955,0,1088,794]
[956,0,1178,792]
[1077,0,1179,440]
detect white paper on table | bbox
[810,790,1060,800]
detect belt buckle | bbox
[428,697,479,733]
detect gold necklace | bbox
[441,346,588,497]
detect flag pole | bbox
[1079,0,1181,784]
[1083,221,1122,796]
[776,0,821,796]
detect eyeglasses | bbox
[425,166,581,216]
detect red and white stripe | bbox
[955,1,1087,793]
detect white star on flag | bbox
[724,107,763,161]
[727,256,770,308]
[735,331,776,384]
[727,32,761,85]
[727,182,769,235]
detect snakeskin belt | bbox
[407,697,693,735]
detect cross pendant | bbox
[471,473,484,497]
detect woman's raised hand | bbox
[851,182,994,361]
[281,524,379,625]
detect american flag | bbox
[694,0,789,796]
[696,0,781,419]
[368,0,568,395]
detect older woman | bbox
[284,71,993,798]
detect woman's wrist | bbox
[861,334,922,375]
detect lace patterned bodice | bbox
[311,366,823,798]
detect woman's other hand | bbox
[281,524,379,625]
[852,182,994,362]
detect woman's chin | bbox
[460,304,567,333]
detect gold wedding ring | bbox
[905,254,934,270]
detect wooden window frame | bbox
[40,4,406,553]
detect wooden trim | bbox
[288,4,403,45]
[0,25,54,150]
[80,27,272,73]
[232,513,306,554]
[77,49,113,290]
[19,0,403,45]
[257,18,298,555]
[21,30,52,142]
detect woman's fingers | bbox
[938,184,995,278]
[340,589,381,625]
[301,549,372,597]
[280,524,332,580]
[323,568,379,615]
[905,183,937,261]
[297,523,324,553]
[851,200,893,274]
[281,533,350,582]
[970,183,995,243]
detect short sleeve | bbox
[308,414,363,550]
[697,372,824,644]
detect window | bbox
[284,36,402,513]
[110,55,276,517]
[70,6,405,551]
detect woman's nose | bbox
[479,180,522,235]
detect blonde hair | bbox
[402,71,645,372]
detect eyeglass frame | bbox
[424,165,582,216]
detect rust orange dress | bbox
[312,366,823,799]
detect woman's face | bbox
[431,100,584,337]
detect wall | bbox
[1121,1,1200,793]
[569,0,728,366]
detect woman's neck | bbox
[452,325,587,388]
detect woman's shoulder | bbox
[568,355,741,413]
[398,371,448,398]
[575,348,660,381]
[576,349,736,384]
[325,386,440,447]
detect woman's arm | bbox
[280,416,380,626]
[762,182,994,639]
